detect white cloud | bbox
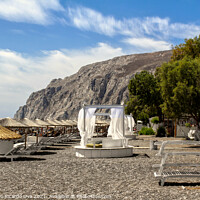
[123,38,171,52]
[67,6,200,40]
[0,0,64,25]
[68,7,121,36]
[0,44,124,117]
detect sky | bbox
[0,0,200,118]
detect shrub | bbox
[151,116,159,124]
[139,127,155,135]
[156,126,166,137]
[185,122,191,128]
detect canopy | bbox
[124,115,135,135]
[107,108,124,139]
[78,105,125,147]
[78,108,96,146]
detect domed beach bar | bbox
[75,104,133,158]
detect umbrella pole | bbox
[24,129,27,149]
[36,128,39,144]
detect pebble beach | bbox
[1,136,200,200]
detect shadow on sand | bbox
[0,156,46,162]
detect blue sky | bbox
[0,0,200,118]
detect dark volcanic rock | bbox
[14,50,172,120]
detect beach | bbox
[0,137,200,200]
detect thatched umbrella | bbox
[45,119,63,136]
[60,120,73,126]
[61,120,78,134]
[46,119,62,126]
[34,119,51,127]
[0,117,26,128]
[17,118,39,148]
[52,119,65,126]
[18,118,39,127]
[65,119,77,126]
[0,117,26,147]
[52,120,69,135]
[53,119,72,134]
[95,119,109,126]
[0,125,22,140]
[32,119,51,143]
[0,125,22,154]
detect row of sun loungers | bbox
[0,132,80,161]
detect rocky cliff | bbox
[14,50,172,120]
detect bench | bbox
[153,140,200,186]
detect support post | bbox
[36,128,39,144]
[24,129,27,149]
[122,104,125,137]
[83,103,86,132]
[130,113,133,133]
[174,119,177,138]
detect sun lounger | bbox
[153,140,200,186]
[0,143,26,161]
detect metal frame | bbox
[82,104,125,137]
[153,140,200,186]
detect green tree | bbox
[171,35,200,61]
[158,57,200,126]
[157,35,200,127]
[125,71,163,124]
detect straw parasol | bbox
[0,117,26,127]
[95,119,110,126]
[0,125,22,140]
[46,119,62,126]
[65,120,77,126]
[60,120,74,126]
[53,119,66,126]
[34,119,51,127]
[18,118,39,127]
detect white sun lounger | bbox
[153,140,200,186]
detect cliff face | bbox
[14,50,172,120]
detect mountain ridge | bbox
[14,50,172,120]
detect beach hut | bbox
[0,126,22,154]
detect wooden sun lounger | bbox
[153,140,200,186]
